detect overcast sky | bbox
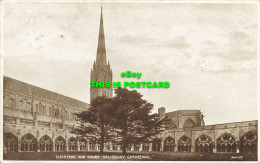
[3,2,258,125]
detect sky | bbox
[3,2,258,125]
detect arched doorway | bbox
[4,132,18,152]
[216,133,236,153]
[54,136,65,152]
[195,134,213,153]
[240,131,257,153]
[68,137,77,151]
[152,139,161,151]
[21,133,37,152]
[178,135,191,152]
[164,137,175,152]
[39,135,52,152]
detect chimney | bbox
[158,107,165,118]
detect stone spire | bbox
[96,7,107,65]
[90,7,113,103]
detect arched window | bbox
[112,142,118,151]
[21,133,37,152]
[142,143,149,151]
[55,136,65,152]
[39,135,52,152]
[183,118,195,128]
[68,137,77,151]
[240,131,257,154]
[195,134,213,153]
[164,137,175,152]
[35,104,38,113]
[134,144,140,151]
[23,99,27,110]
[79,138,86,151]
[10,98,15,109]
[4,132,18,152]
[152,139,161,151]
[216,133,236,153]
[89,139,96,151]
[39,103,42,115]
[27,102,31,112]
[127,144,132,151]
[178,135,191,152]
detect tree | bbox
[111,88,168,155]
[71,96,114,154]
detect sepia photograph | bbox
[1,0,259,161]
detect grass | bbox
[3,151,257,161]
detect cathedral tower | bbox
[90,7,113,102]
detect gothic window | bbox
[49,107,52,116]
[164,137,175,152]
[216,133,236,153]
[195,134,213,153]
[21,133,37,152]
[152,139,161,151]
[23,99,27,110]
[39,135,52,152]
[183,118,196,129]
[54,136,65,152]
[240,131,257,154]
[142,143,149,151]
[35,104,38,113]
[4,132,18,152]
[68,137,77,151]
[27,102,31,112]
[178,135,191,152]
[10,98,15,109]
[42,106,45,115]
[127,144,132,151]
[39,103,42,115]
[19,100,23,110]
[4,94,10,108]
[112,142,118,151]
[89,139,96,151]
[79,138,86,151]
[134,144,140,151]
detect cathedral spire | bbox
[96,6,107,65]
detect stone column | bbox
[17,134,21,152]
[191,142,195,152]
[139,144,143,151]
[77,140,80,151]
[161,140,164,152]
[213,141,216,153]
[149,143,152,152]
[87,142,90,151]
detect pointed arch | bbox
[183,118,195,128]
[152,138,161,151]
[195,134,213,153]
[4,132,18,152]
[39,135,52,152]
[164,136,175,152]
[178,135,191,152]
[240,131,257,153]
[54,136,65,152]
[78,137,86,151]
[21,133,37,152]
[216,132,237,153]
[68,137,77,151]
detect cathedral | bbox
[3,8,257,156]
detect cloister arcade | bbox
[4,131,257,153]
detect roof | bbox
[4,76,89,109]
